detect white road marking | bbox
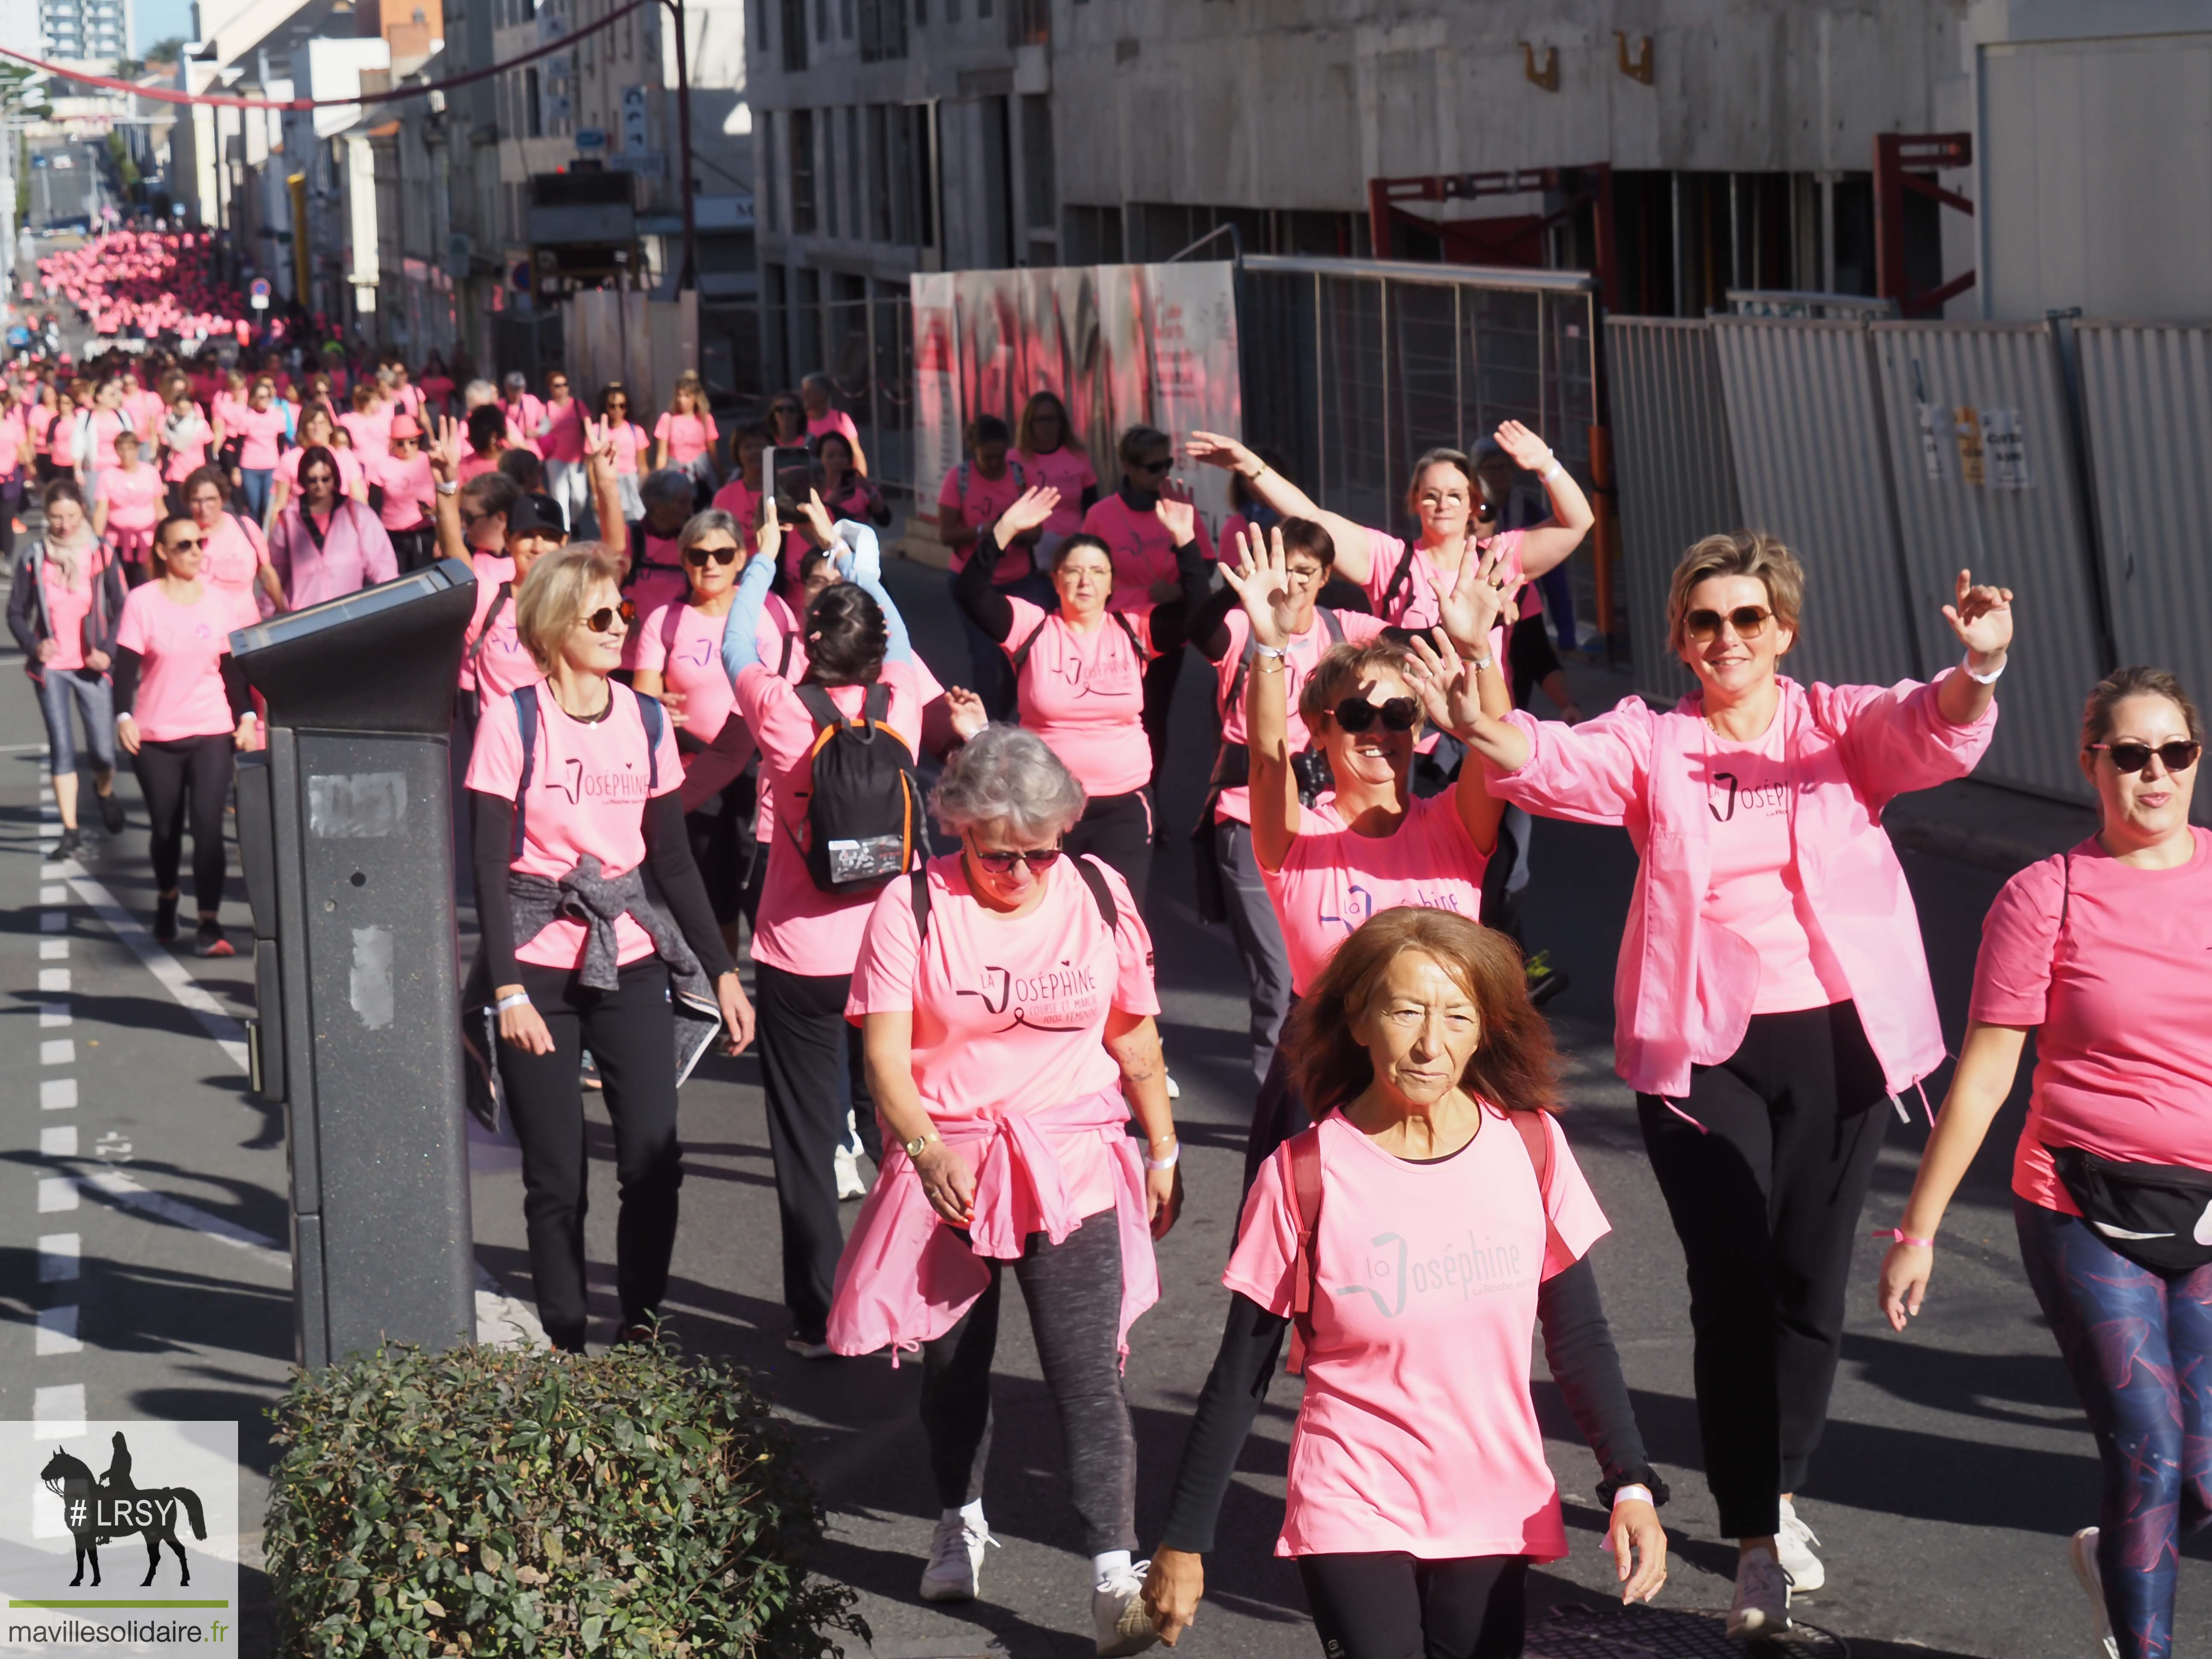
[37,967,68,992]
[38,1038,74,1065]
[33,1383,84,1437]
[35,1303,79,1355]
[40,1001,68,1027]
[60,865,250,1071]
[38,937,66,959]
[37,1176,77,1212]
[71,1169,288,1272]
[39,885,64,904]
[38,1233,79,1282]
[40,1125,76,1157]
[40,1078,76,1109]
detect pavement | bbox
[0,544,2200,1659]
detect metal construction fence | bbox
[560,289,700,446]
[1608,311,2203,812]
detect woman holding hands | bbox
[1880,667,2212,1659]
[1455,530,2012,1634]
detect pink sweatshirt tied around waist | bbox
[827,1086,1160,1363]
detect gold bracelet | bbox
[1254,655,1286,673]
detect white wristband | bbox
[1962,651,2006,685]
[1610,1484,1654,1509]
[436,479,459,496]
[494,991,531,1014]
[1253,643,1288,659]
[1145,1141,1180,1171]
[1541,458,1565,483]
[1468,650,1496,673]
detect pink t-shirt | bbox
[711,475,760,531]
[276,443,367,496]
[1228,1107,1608,1560]
[630,599,734,746]
[1971,830,2212,1215]
[114,582,250,741]
[1264,793,1490,997]
[337,405,393,460]
[231,404,288,470]
[460,553,535,699]
[503,395,546,456]
[608,421,647,477]
[84,409,129,470]
[1701,715,1854,1015]
[201,513,269,607]
[733,658,932,976]
[807,409,859,450]
[539,397,587,465]
[848,852,1159,1219]
[457,451,499,483]
[163,406,212,480]
[1211,608,1388,826]
[1021,445,1098,538]
[0,409,26,479]
[38,545,111,671]
[1001,597,1157,797]
[1359,528,1526,636]
[1080,493,1215,604]
[96,463,163,531]
[938,462,1033,582]
[655,411,716,466]
[370,451,435,530]
[463,678,685,970]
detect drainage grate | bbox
[1526,1604,1849,1658]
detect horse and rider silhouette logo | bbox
[38,1431,208,1588]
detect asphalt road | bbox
[1,549,2203,1658]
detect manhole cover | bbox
[1526,1603,1848,1658]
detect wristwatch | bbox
[904,1131,937,1159]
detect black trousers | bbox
[1297,1551,1528,1659]
[134,733,232,913]
[497,957,683,1352]
[684,783,753,926]
[1636,999,1891,1538]
[1140,654,1180,789]
[1243,1007,1309,1194]
[1063,786,1154,911]
[920,1217,1138,1554]
[390,524,438,572]
[755,962,884,1339]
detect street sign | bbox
[250,277,271,311]
[575,128,605,150]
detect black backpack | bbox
[910,854,1118,940]
[791,681,922,891]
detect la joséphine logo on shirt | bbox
[544,756,649,805]
[1319,881,1468,937]
[1335,1225,1534,1319]
[957,956,1103,1032]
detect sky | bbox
[137,0,194,54]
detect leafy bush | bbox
[264,1337,867,1659]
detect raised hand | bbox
[1154,481,1197,546]
[1185,431,1256,474]
[995,484,1061,544]
[1435,539,1512,654]
[751,492,781,562]
[1221,525,1295,651]
[424,413,462,483]
[1404,630,1484,737]
[797,487,838,549]
[1941,568,2014,661]
[943,685,989,741]
[1493,419,1555,474]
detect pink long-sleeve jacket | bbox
[1486,672,1997,1101]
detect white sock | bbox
[1092,1548,1132,1587]
[954,1499,986,1531]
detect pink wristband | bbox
[1873,1227,1935,1249]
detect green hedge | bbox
[265,1338,867,1658]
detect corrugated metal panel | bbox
[1710,318,1922,690]
[2075,323,2212,824]
[1869,323,2104,802]
[1605,318,1738,704]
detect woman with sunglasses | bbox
[113,512,259,955]
[266,404,367,522]
[721,494,969,1360]
[652,371,720,500]
[765,391,808,450]
[1456,530,2011,1635]
[11,478,128,857]
[1878,667,2211,1659]
[630,508,754,957]
[264,444,396,612]
[369,414,438,571]
[1016,389,1097,557]
[956,485,1207,910]
[181,465,284,618]
[830,725,1178,1650]
[466,543,755,1354]
[1080,425,1214,785]
[598,383,649,524]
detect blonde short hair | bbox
[1666,530,1806,654]
[514,544,627,672]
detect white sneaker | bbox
[1726,1546,1791,1640]
[1164,1072,1180,1100]
[2069,1527,2120,1659]
[1091,1559,1159,1656]
[918,1511,996,1603]
[834,1141,867,1202]
[1776,1496,1824,1593]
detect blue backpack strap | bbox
[509,683,539,860]
[634,687,665,791]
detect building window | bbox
[790,106,816,233]
[859,0,905,60]
[844,105,863,239]
[780,0,808,69]
[526,67,543,137]
[822,107,841,240]
[1021,92,1054,232]
[762,109,782,233]
[840,0,853,38]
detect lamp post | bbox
[652,0,693,292]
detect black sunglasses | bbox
[684,541,741,566]
[1137,457,1173,475]
[582,600,637,634]
[1685,605,1774,642]
[1331,696,1420,733]
[967,839,1062,874]
[2089,740,2202,774]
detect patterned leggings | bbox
[2016,1197,2212,1659]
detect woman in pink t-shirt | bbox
[227,379,288,524]
[1143,907,1666,1653]
[1016,389,1098,546]
[818,431,888,528]
[940,415,1046,720]
[954,486,1207,908]
[800,371,867,474]
[597,383,649,523]
[267,406,367,519]
[265,446,398,612]
[92,430,165,578]
[1460,531,2012,1631]
[651,372,719,495]
[113,511,259,956]
[337,380,393,461]
[710,422,768,533]
[159,383,217,501]
[1187,517,1387,1084]
[629,509,751,957]
[464,543,754,1354]
[1879,666,2212,1659]
[832,727,1179,1638]
[7,480,128,856]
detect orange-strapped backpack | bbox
[790,681,923,892]
[1284,1106,1567,1375]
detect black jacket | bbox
[8,538,127,671]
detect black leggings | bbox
[1297,1551,1528,1659]
[684,783,753,926]
[134,733,233,913]
[1063,786,1154,911]
[1635,999,1891,1538]
[495,956,683,1352]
